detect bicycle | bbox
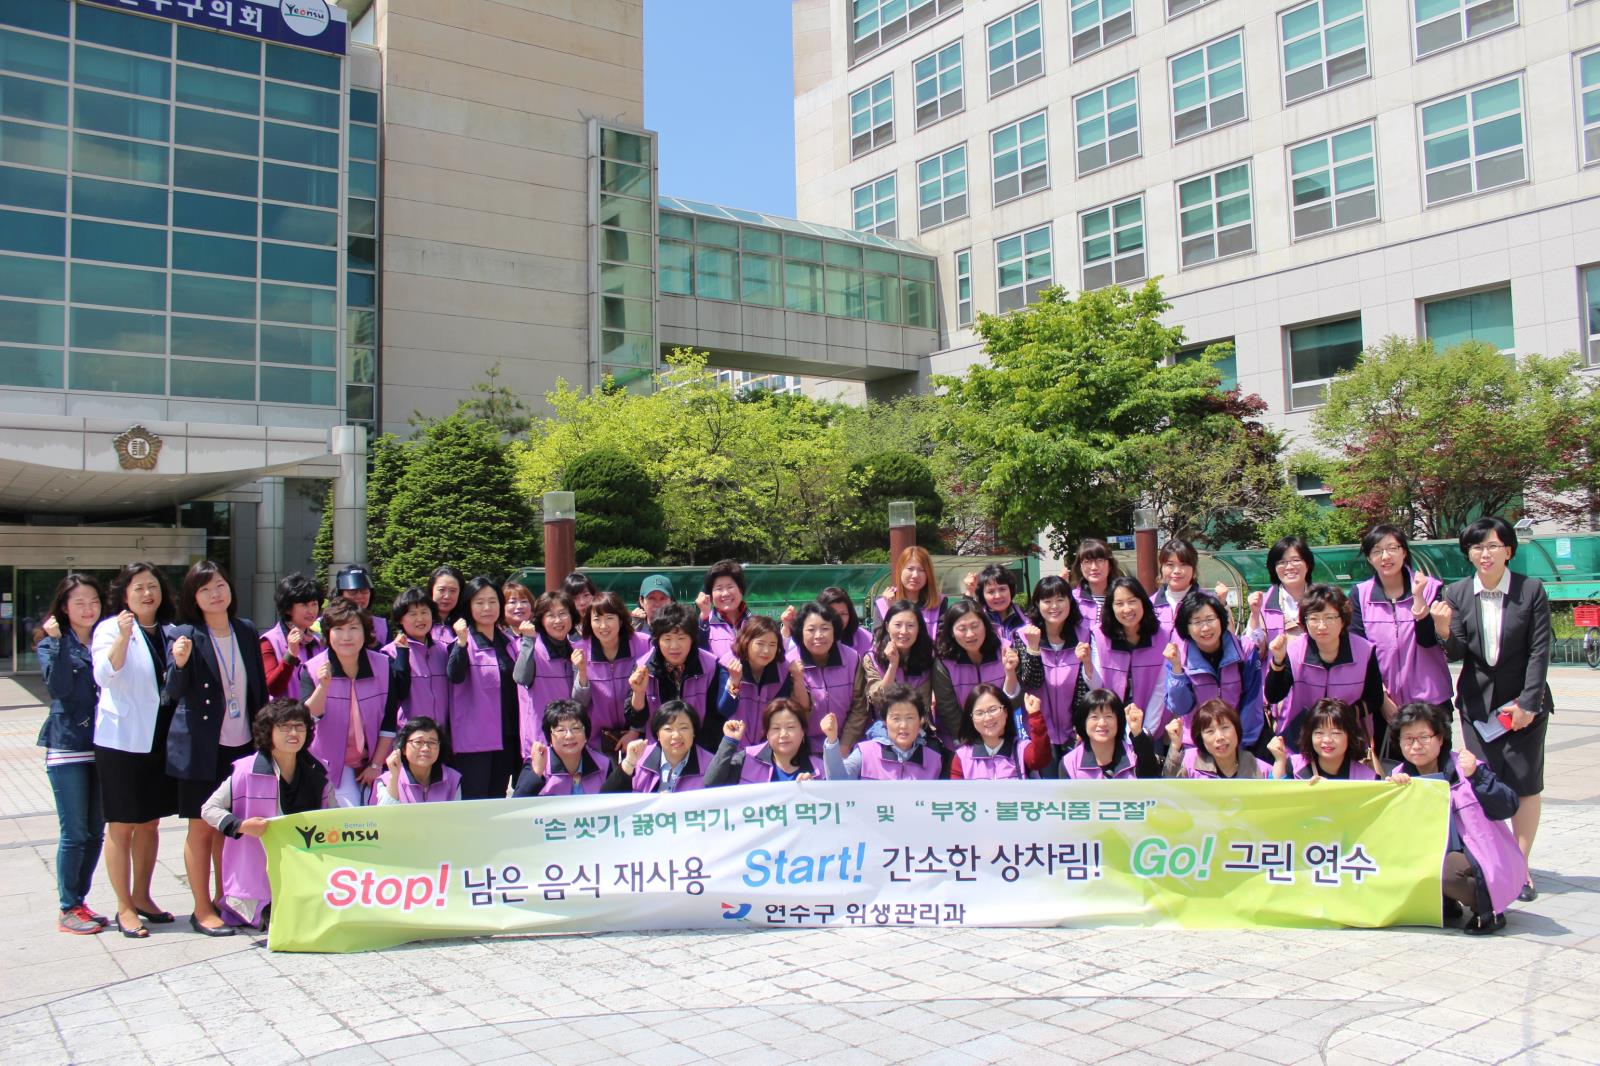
[1575,605,1600,670]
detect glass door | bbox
[0,567,12,675]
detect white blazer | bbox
[91,617,167,753]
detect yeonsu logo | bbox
[281,0,331,37]
[295,822,380,849]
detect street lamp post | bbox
[1134,504,1159,595]
[888,500,916,566]
[543,490,576,593]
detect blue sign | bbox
[80,0,348,56]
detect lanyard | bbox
[212,627,241,718]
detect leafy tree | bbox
[843,451,945,557]
[409,362,532,439]
[562,449,666,565]
[311,480,334,579]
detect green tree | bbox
[408,362,532,439]
[843,451,945,557]
[380,413,538,591]
[363,432,411,599]
[311,480,334,579]
[562,448,666,565]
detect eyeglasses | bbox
[1189,615,1220,630]
[1398,734,1438,749]
[1370,545,1404,558]
[406,737,440,749]
[549,726,585,738]
[275,723,309,734]
[1468,543,1506,556]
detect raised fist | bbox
[517,620,539,638]
[571,646,587,672]
[394,630,409,648]
[117,610,136,637]
[1411,573,1429,602]
[695,591,712,619]
[314,657,332,684]
[780,605,797,630]
[724,719,745,741]
[819,713,838,743]
[1268,633,1289,664]
[529,741,548,769]
[386,747,403,774]
[1125,703,1144,736]
[1162,641,1181,668]
[961,572,978,598]
[172,635,193,668]
[453,618,469,641]
[1018,623,1041,652]
[1074,642,1091,666]
[1023,692,1042,717]
[287,626,303,653]
[1430,599,1453,633]
[1165,718,1183,746]
[628,663,649,694]
[623,738,647,768]
[1214,581,1231,606]
[1266,735,1287,762]
[1001,645,1020,673]
[1247,590,1264,613]
[788,657,806,683]
[42,615,60,639]
[1457,749,1479,778]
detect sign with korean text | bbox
[80,0,348,57]
[263,780,1449,953]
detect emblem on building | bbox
[114,426,163,471]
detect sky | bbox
[644,1,798,218]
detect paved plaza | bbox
[0,672,1596,1065]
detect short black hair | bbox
[649,603,698,644]
[974,564,1018,598]
[956,683,1016,747]
[1099,576,1158,646]
[1072,688,1126,744]
[1158,538,1199,569]
[702,559,746,597]
[1267,536,1315,586]
[934,596,1000,661]
[396,715,451,767]
[1392,700,1452,751]
[252,698,314,752]
[461,575,504,622]
[794,601,841,648]
[179,559,237,626]
[1298,698,1369,764]
[274,572,322,623]
[649,698,700,739]
[1175,589,1228,640]
[320,598,373,647]
[816,587,861,637]
[1459,516,1517,559]
[542,698,590,740]
[876,683,928,722]
[109,562,175,624]
[1359,524,1411,566]
[48,572,105,639]
[1025,575,1083,637]
[390,586,437,628]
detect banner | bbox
[263,779,1449,953]
[81,0,349,57]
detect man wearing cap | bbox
[634,575,676,629]
[335,565,387,647]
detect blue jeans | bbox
[46,761,105,912]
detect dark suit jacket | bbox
[1440,573,1554,723]
[164,618,267,780]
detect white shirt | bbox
[1473,568,1513,668]
[92,618,163,753]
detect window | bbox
[849,76,894,158]
[1177,339,1238,392]
[916,145,966,230]
[1289,122,1378,237]
[852,174,897,236]
[1281,0,1368,103]
[1168,0,1218,16]
[1070,0,1133,60]
[913,42,963,129]
[1080,195,1145,290]
[850,0,961,65]
[1074,75,1140,175]
[995,225,1051,313]
[955,248,972,326]
[1288,315,1362,408]
[1581,49,1599,167]
[1414,0,1517,59]
[1423,286,1514,353]
[986,4,1043,97]
[1171,32,1246,141]
[1419,76,1525,205]
[991,111,1048,205]
[1177,162,1253,266]
[1584,266,1600,366]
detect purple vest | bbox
[955,741,1025,780]
[729,661,790,742]
[1260,585,1296,646]
[583,632,652,736]
[985,605,1028,647]
[262,622,319,700]
[788,643,860,747]
[1283,632,1374,741]
[429,622,456,647]
[845,626,873,658]
[519,634,576,759]
[305,649,389,780]
[1447,754,1527,914]
[1033,634,1086,747]
[1353,577,1452,705]
[1164,637,1245,743]
[1092,623,1174,718]
[631,744,711,793]
[1061,741,1137,780]
[369,616,389,647]
[858,739,941,781]
[642,647,718,716]
[939,652,1008,745]
[221,754,279,906]
[372,762,461,804]
[537,747,611,796]
[1180,747,1269,779]
[450,630,507,754]
[738,742,825,784]
[1289,752,1378,780]
[381,637,449,733]
[1151,587,1191,630]
[1072,586,1104,631]
[874,596,942,640]
[703,609,748,668]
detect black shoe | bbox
[135,906,175,924]
[1442,898,1464,923]
[1518,882,1537,903]
[114,916,150,939]
[1463,912,1504,936]
[189,914,236,937]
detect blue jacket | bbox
[36,632,99,752]
[163,619,267,781]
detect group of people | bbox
[37,515,1552,939]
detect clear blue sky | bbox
[644,1,797,217]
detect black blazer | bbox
[164,618,268,781]
[1440,573,1553,723]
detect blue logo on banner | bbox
[80,0,349,57]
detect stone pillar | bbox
[330,425,368,584]
[1134,505,1159,596]
[543,490,576,593]
[888,500,916,569]
[253,476,284,625]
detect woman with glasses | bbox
[375,716,460,804]
[1350,525,1451,713]
[1160,589,1268,757]
[514,701,610,796]
[1263,585,1385,754]
[1432,516,1553,903]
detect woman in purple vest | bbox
[787,603,862,750]
[375,716,461,803]
[1163,699,1288,780]
[717,615,800,742]
[428,566,464,645]
[932,597,1021,748]
[1160,589,1267,756]
[949,685,1051,779]
[706,697,824,785]
[1289,698,1380,780]
[576,592,650,759]
[382,587,450,734]
[627,604,727,753]
[304,599,401,807]
[874,545,946,638]
[1264,584,1385,753]
[511,590,582,760]
[1087,577,1172,731]
[445,576,521,800]
[1252,536,1314,651]
[513,700,611,796]
[1349,524,1451,712]
[1016,575,1090,769]
[1060,688,1160,779]
[333,565,386,647]
[201,698,333,931]
[821,684,946,780]
[819,587,873,658]
[1388,701,1524,934]
[696,559,751,668]
[561,572,601,639]
[260,572,321,702]
[842,600,935,753]
[970,564,1028,646]
[603,700,713,793]
[1064,537,1123,631]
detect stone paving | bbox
[1,672,1597,1065]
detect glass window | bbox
[1070,0,1134,60]
[1580,49,1599,167]
[172,274,254,319]
[916,145,966,231]
[74,177,167,225]
[849,75,894,158]
[695,246,736,301]
[599,158,648,198]
[259,365,335,406]
[261,282,334,326]
[825,264,864,317]
[987,3,1043,97]
[1080,195,1145,290]
[1420,76,1525,205]
[69,350,164,394]
[173,148,256,197]
[173,190,256,236]
[346,235,374,272]
[74,133,167,183]
[263,163,337,207]
[75,90,168,142]
[1177,340,1238,391]
[0,209,63,255]
[177,25,260,74]
[347,124,376,161]
[0,74,66,127]
[76,5,170,57]
[345,383,374,419]
[995,224,1052,313]
[1074,74,1140,175]
[1288,316,1362,407]
[904,278,935,328]
[1415,0,1518,58]
[0,299,63,344]
[348,347,375,383]
[659,240,692,295]
[347,271,374,307]
[784,235,824,262]
[0,28,68,81]
[1281,0,1368,104]
[0,120,66,169]
[851,0,956,63]
[347,198,375,236]
[176,65,260,115]
[0,345,62,388]
[740,252,780,305]
[864,271,901,323]
[171,358,254,400]
[347,308,375,345]
[0,0,69,36]
[262,203,337,246]
[75,45,169,99]
[694,218,738,248]
[264,82,340,128]
[1177,162,1253,266]
[826,242,863,269]
[1,165,65,212]
[955,248,972,326]
[170,316,256,359]
[261,243,335,286]
[913,41,963,129]
[599,331,652,368]
[264,122,338,168]
[1423,286,1514,353]
[742,228,780,255]
[1169,0,1218,14]
[601,127,651,165]
[991,111,1048,205]
[71,263,164,311]
[71,306,164,353]
[175,108,258,155]
[1289,122,1378,238]
[265,44,339,90]
[72,219,163,267]
[0,253,64,300]
[1584,266,1600,366]
[1171,31,1246,141]
[659,212,693,241]
[173,232,255,277]
[349,89,378,124]
[260,324,335,366]
[784,260,823,313]
[865,248,899,275]
[601,295,652,333]
[348,159,376,198]
[852,173,897,237]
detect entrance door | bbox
[0,567,12,675]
